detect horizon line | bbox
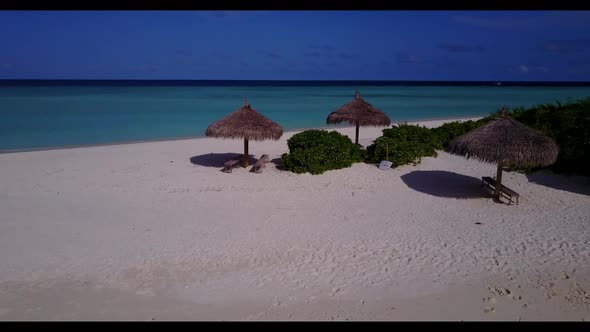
[2,79,590,82]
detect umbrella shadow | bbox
[526,170,590,196]
[270,157,285,170]
[189,153,257,169]
[401,170,491,199]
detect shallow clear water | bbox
[1,83,589,151]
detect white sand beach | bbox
[1,117,589,321]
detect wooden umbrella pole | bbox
[494,162,503,202]
[355,123,359,145]
[243,138,249,168]
[386,142,389,160]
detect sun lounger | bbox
[251,154,269,173]
[223,159,240,173]
[481,176,520,205]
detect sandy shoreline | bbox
[0,115,485,154]
[1,117,589,321]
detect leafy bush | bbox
[366,136,437,166]
[510,98,590,175]
[425,102,590,175]
[431,118,492,148]
[284,98,590,175]
[382,122,443,149]
[364,98,590,174]
[366,124,438,167]
[281,129,365,174]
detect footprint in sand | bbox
[330,287,341,297]
[200,187,223,192]
[487,285,511,296]
[482,297,497,304]
[168,188,189,193]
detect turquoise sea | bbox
[1,81,590,152]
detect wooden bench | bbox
[223,159,240,173]
[481,176,520,205]
[251,154,269,173]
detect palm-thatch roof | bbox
[326,91,391,127]
[446,107,558,168]
[206,100,283,169]
[206,100,283,141]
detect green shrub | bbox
[366,136,437,166]
[510,98,590,175]
[366,124,439,167]
[281,129,365,175]
[382,123,443,149]
[431,118,492,148]
[428,100,590,175]
[365,98,590,174]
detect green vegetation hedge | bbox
[365,120,499,167]
[510,98,590,175]
[281,98,589,175]
[281,129,365,175]
[366,98,589,174]
[431,117,493,148]
[366,124,438,166]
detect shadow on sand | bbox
[401,170,491,199]
[270,157,284,170]
[189,153,257,168]
[526,170,590,196]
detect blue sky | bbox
[1,10,589,80]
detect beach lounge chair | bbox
[481,176,520,205]
[223,159,240,173]
[251,154,269,173]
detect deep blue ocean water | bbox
[1,80,589,151]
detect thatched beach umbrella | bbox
[206,100,283,168]
[446,106,559,203]
[327,91,391,145]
